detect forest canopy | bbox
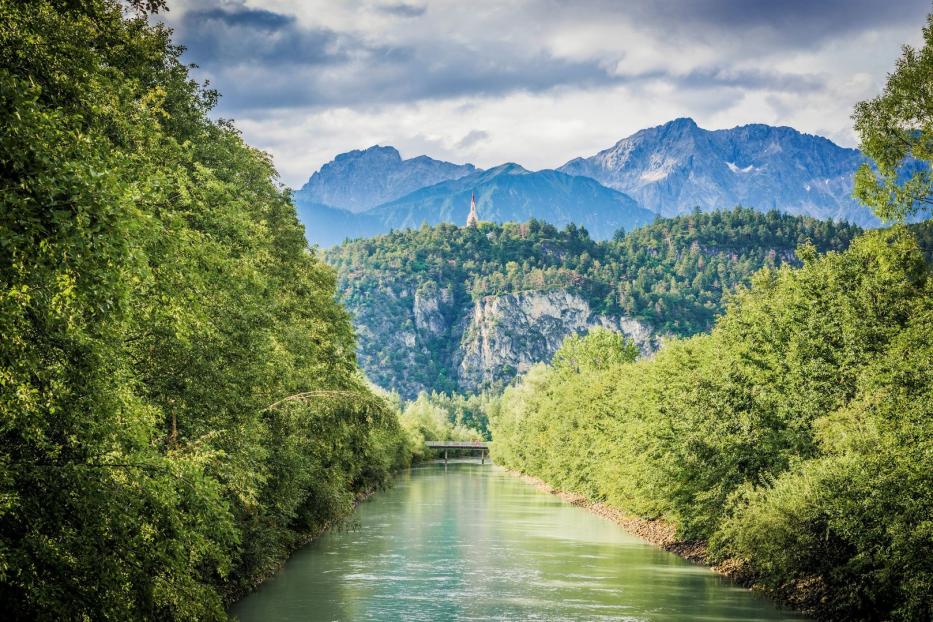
[0,1,422,618]
[328,208,862,396]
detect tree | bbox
[551,328,638,374]
[0,2,416,618]
[853,13,933,222]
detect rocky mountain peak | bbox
[295,146,477,213]
[332,144,402,164]
[558,119,875,225]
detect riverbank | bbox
[223,486,380,606]
[505,469,818,618]
[227,457,447,606]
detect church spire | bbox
[466,192,479,227]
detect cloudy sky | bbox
[158,0,930,188]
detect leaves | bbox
[329,208,861,396]
[491,227,932,620]
[853,12,933,223]
[0,1,414,619]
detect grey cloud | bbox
[176,4,631,111]
[672,0,925,30]
[169,1,926,117]
[177,7,347,66]
[618,0,929,48]
[375,3,427,17]
[455,130,489,149]
[673,67,823,93]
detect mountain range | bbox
[559,117,870,224]
[364,163,655,240]
[294,119,881,246]
[294,145,476,212]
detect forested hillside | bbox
[327,209,860,396]
[0,2,420,619]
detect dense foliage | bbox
[327,209,860,396]
[402,391,498,440]
[0,2,416,619]
[397,394,487,460]
[854,11,933,222]
[491,228,932,619]
[491,16,933,620]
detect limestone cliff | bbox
[456,290,654,392]
[326,215,860,399]
[349,285,655,398]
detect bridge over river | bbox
[425,440,489,464]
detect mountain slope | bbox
[295,145,476,213]
[560,118,877,225]
[325,209,861,397]
[294,201,382,248]
[366,163,656,239]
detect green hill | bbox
[326,208,861,397]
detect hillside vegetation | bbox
[491,228,932,619]
[327,209,860,396]
[0,2,420,619]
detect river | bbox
[231,461,807,621]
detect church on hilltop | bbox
[466,192,479,227]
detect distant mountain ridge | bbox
[366,163,655,240]
[293,120,883,246]
[559,118,876,226]
[294,145,477,213]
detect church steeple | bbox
[466,192,479,227]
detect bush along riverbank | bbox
[490,225,933,620]
[0,2,423,619]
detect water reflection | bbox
[231,462,807,621]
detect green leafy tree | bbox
[551,328,638,374]
[0,2,418,619]
[328,208,860,396]
[854,13,933,222]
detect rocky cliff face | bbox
[455,290,654,391]
[413,283,455,337]
[328,215,860,399]
[356,284,658,398]
[350,285,655,397]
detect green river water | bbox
[231,461,808,621]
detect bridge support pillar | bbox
[444,449,448,465]
[481,450,485,465]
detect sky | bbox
[157,0,931,188]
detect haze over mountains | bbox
[294,118,881,246]
[365,163,655,240]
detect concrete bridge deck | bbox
[425,440,489,464]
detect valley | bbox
[4,2,931,621]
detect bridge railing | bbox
[425,440,488,449]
